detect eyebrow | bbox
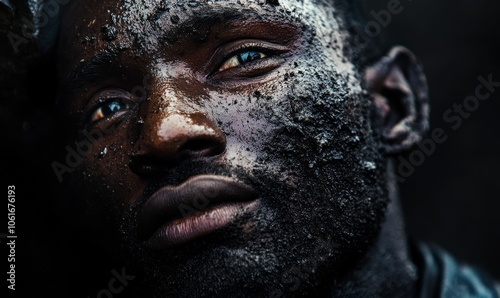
[157,10,247,43]
[64,10,246,90]
[62,6,298,95]
[63,49,122,97]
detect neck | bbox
[330,159,418,298]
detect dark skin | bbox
[57,0,428,297]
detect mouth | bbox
[138,175,258,249]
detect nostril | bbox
[182,139,209,151]
[129,155,164,177]
[180,138,224,156]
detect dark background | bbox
[362,0,500,278]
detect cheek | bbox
[253,56,387,217]
[205,90,285,174]
[67,121,144,209]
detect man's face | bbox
[57,0,388,296]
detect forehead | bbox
[58,0,358,94]
[60,0,345,50]
[64,0,340,22]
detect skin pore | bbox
[56,0,428,297]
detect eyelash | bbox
[211,40,289,77]
[218,49,269,72]
[89,97,134,123]
[84,41,288,124]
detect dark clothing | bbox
[413,243,500,298]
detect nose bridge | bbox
[136,82,226,163]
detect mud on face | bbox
[56,0,389,297]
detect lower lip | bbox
[145,201,257,249]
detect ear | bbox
[365,46,429,155]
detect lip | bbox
[138,175,257,249]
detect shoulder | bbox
[412,242,500,298]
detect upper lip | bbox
[137,175,257,241]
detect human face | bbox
[57,0,388,296]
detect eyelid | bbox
[84,89,137,125]
[206,39,290,76]
[219,51,267,72]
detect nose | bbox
[144,111,226,159]
[130,97,226,176]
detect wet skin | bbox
[56,0,398,297]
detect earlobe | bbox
[365,46,429,155]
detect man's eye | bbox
[219,50,267,72]
[90,99,131,122]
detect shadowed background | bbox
[361,0,500,278]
